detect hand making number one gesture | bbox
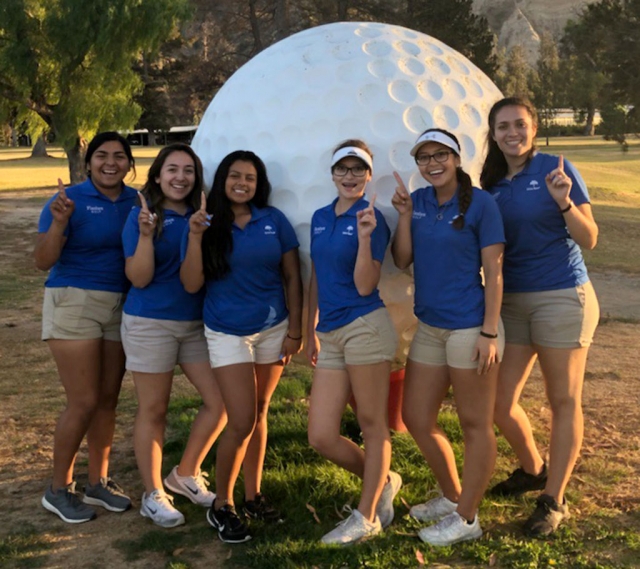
[390,171,412,216]
[188,191,212,235]
[137,191,158,236]
[49,178,75,224]
[356,193,378,239]
[545,154,572,205]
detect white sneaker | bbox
[140,490,185,528]
[164,466,215,507]
[321,508,382,546]
[409,495,457,522]
[418,512,482,546]
[376,471,402,528]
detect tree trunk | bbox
[31,135,49,158]
[66,137,88,185]
[584,107,596,136]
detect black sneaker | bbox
[523,494,569,537]
[206,504,252,543]
[489,463,547,497]
[242,493,283,523]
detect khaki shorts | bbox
[121,313,209,373]
[501,282,600,348]
[42,286,124,341]
[409,320,506,369]
[205,318,288,368]
[316,308,398,370]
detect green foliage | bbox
[495,45,536,100]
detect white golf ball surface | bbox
[192,21,503,360]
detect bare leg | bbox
[212,363,256,508]
[132,371,173,493]
[449,365,498,520]
[347,361,392,522]
[177,361,227,476]
[402,359,460,502]
[243,361,284,500]
[86,340,126,484]
[493,343,545,475]
[307,367,363,477]
[48,339,101,490]
[536,345,589,503]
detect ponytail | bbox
[452,167,473,230]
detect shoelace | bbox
[332,505,357,528]
[153,491,176,508]
[104,477,126,495]
[192,471,210,492]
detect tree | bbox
[0,0,189,183]
[495,45,536,101]
[532,33,561,146]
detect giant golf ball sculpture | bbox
[192,21,502,362]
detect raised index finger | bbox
[57,178,67,199]
[393,171,407,192]
[138,191,150,213]
[368,193,377,209]
[558,154,564,172]
[200,191,207,211]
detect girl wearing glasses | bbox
[306,140,400,546]
[391,128,505,546]
[481,98,599,537]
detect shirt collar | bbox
[331,195,369,217]
[424,186,459,207]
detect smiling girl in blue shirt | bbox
[392,129,505,547]
[306,140,400,546]
[121,144,227,528]
[181,150,302,543]
[35,132,137,523]
[480,97,599,537]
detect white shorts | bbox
[205,319,288,368]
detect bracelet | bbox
[479,331,498,339]
[287,333,302,341]
[560,202,573,214]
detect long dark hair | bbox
[85,131,136,180]
[139,143,204,238]
[416,128,472,230]
[202,150,271,281]
[480,97,538,190]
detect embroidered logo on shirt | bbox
[342,225,354,236]
[86,205,104,214]
[313,226,326,235]
[163,218,175,227]
[492,192,501,199]
[264,224,276,235]
[412,211,426,219]
[526,180,540,191]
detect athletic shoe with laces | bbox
[490,463,548,497]
[418,511,483,546]
[409,495,458,522]
[164,466,215,507]
[523,494,569,537]
[41,482,97,524]
[140,489,185,528]
[321,508,382,546]
[376,471,402,528]
[207,504,251,543]
[242,493,283,523]
[83,477,132,512]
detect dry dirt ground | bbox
[1,190,639,568]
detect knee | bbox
[459,416,495,444]
[549,394,580,417]
[137,403,168,428]
[255,398,272,425]
[308,425,338,456]
[403,407,434,437]
[68,393,99,420]
[226,412,256,442]
[356,412,389,442]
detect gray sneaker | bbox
[376,471,402,528]
[321,508,382,546]
[42,482,97,524]
[83,477,131,512]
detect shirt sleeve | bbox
[371,208,391,262]
[38,194,70,236]
[273,208,300,252]
[122,207,141,258]
[476,191,506,249]
[179,223,191,262]
[564,158,590,206]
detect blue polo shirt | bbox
[185,205,299,336]
[311,197,390,333]
[487,153,590,293]
[122,207,205,321]
[38,179,137,292]
[411,186,505,329]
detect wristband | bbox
[559,202,573,214]
[287,334,302,341]
[479,331,498,339]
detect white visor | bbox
[331,146,373,173]
[410,131,461,157]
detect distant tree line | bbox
[1,0,639,181]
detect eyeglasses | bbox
[415,150,453,166]
[332,164,369,177]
